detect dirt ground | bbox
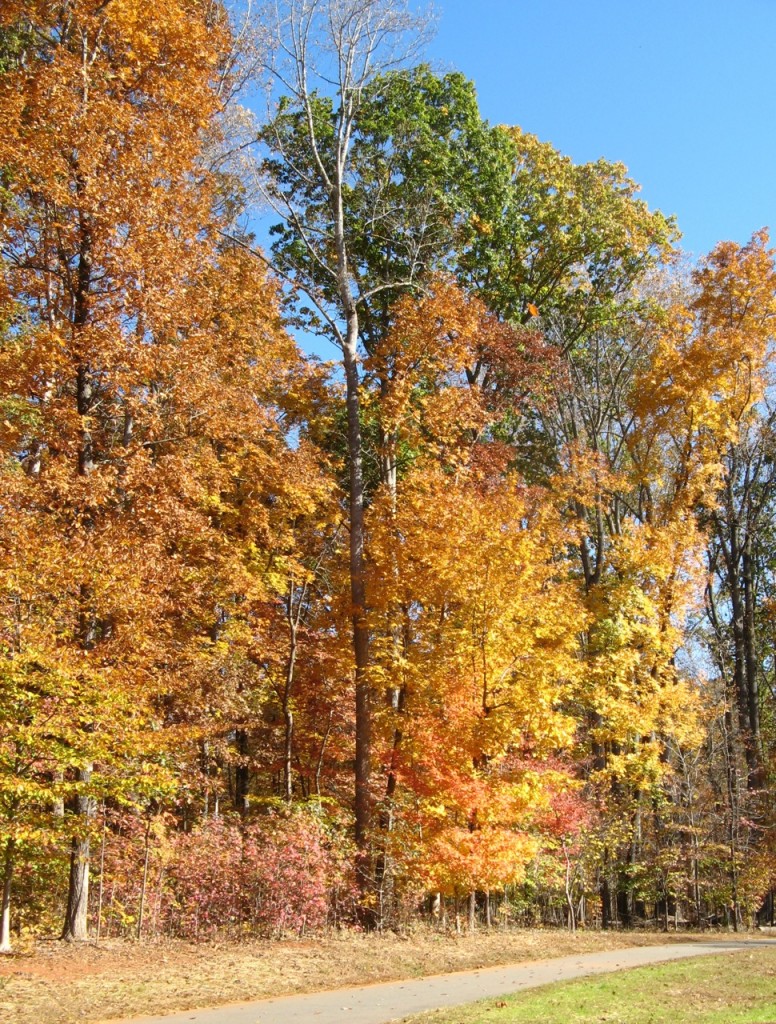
[0,927,733,1024]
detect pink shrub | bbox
[166,817,245,938]
[165,811,353,939]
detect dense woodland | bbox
[0,0,774,951]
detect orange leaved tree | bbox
[0,0,314,945]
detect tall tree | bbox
[690,234,776,784]
[255,0,483,905]
[0,0,230,941]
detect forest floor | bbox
[0,927,753,1024]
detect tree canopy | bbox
[0,0,774,947]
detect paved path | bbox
[113,940,773,1024]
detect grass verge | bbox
[398,948,776,1024]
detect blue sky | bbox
[424,0,776,258]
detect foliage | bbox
[0,0,774,946]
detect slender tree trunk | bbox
[601,871,611,930]
[563,841,576,932]
[692,827,702,929]
[96,801,106,941]
[0,838,15,953]
[722,708,741,933]
[152,866,165,938]
[342,329,372,907]
[742,537,761,782]
[325,106,374,894]
[62,197,97,941]
[137,816,151,940]
[730,576,753,732]
[719,512,759,782]
[282,580,300,804]
[713,436,775,789]
[201,739,210,818]
[234,729,250,815]
[63,579,98,941]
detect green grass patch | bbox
[403,950,776,1024]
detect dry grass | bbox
[0,927,732,1024]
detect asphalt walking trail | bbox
[111,939,774,1024]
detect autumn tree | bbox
[689,234,776,786]
[0,0,321,944]
[535,233,776,927]
[253,0,513,906]
[3,0,776,946]
[366,463,585,909]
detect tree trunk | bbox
[96,802,106,941]
[282,580,300,805]
[234,729,250,814]
[563,841,576,932]
[137,816,151,940]
[378,399,402,918]
[61,765,96,941]
[63,209,97,940]
[717,503,759,782]
[742,537,761,782]
[601,873,611,929]
[693,833,702,930]
[342,331,372,909]
[730,571,752,731]
[0,838,15,953]
[63,581,97,940]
